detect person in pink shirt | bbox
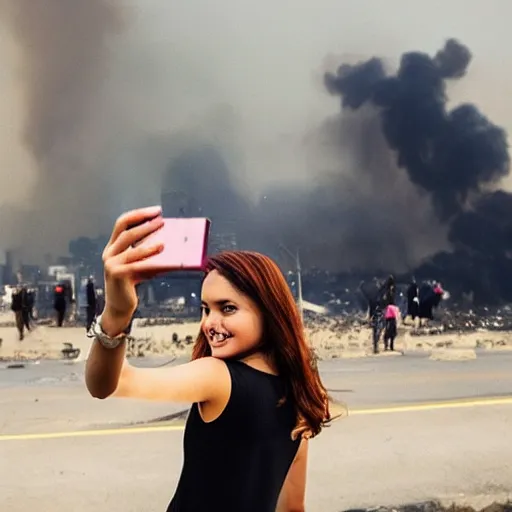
[433,282,444,300]
[383,302,400,351]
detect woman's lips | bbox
[209,331,233,346]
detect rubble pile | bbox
[0,350,47,362]
[125,332,195,358]
[305,303,512,336]
[304,311,367,334]
[126,336,158,358]
[137,317,189,327]
[439,305,512,332]
[344,501,512,512]
[409,325,445,336]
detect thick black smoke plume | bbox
[324,39,512,303]
[325,39,510,220]
[415,190,512,304]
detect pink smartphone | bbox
[133,217,211,273]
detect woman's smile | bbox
[208,329,233,347]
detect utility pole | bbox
[279,244,304,323]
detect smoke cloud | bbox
[0,0,124,261]
[0,0,510,293]
[322,38,512,301]
[247,106,447,271]
[324,39,510,219]
[0,0,324,264]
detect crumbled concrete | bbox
[343,500,512,512]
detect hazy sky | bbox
[0,0,511,262]
[123,0,512,134]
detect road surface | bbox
[1,351,512,511]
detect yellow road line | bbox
[350,396,512,416]
[2,396,512,442]
[0,425,184,442]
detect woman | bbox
[85,206,331,512]
[383,302,400,351]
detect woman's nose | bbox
[203,312,222,332]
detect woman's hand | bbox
[101,205,164,335]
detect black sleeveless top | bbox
[167,360,301,512]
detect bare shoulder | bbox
[115,356,231,404]
[181,356,230,375]
[276,438,309,512]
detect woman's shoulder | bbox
[224,359,280,380]
[196,359,292,425]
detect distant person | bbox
[26,288,36,323]
[419,281,445,325]
[369,276,396,354]
[406,279,419,321]
[384,302,400,351]
[433,282,444,307]
[54,284,67,327]
[430,282,445,320]
[370,303,385,354]
[11,286,28,340]
[86,277,97,331]
[64,281,76,323]
[381,274,396,306]
[95,288,105,316]
[19,287,32,332]
[360,278,380,320]
[361,278,390,354]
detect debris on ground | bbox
[343,500,512,512]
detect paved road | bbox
[3,350,512,434]
[321,350,512,407]
[1,351,512,510]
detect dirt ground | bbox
[1,310,512,362]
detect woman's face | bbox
[200,270,264,359]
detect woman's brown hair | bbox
[192,250,331,439]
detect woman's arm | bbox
[85,325,230,405]
[84,307,130,399]
[113,356,231,403]
[85,305,231,404]
[276,439,308,512]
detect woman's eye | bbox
[201,306,210,315]
[222,305,236,314]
